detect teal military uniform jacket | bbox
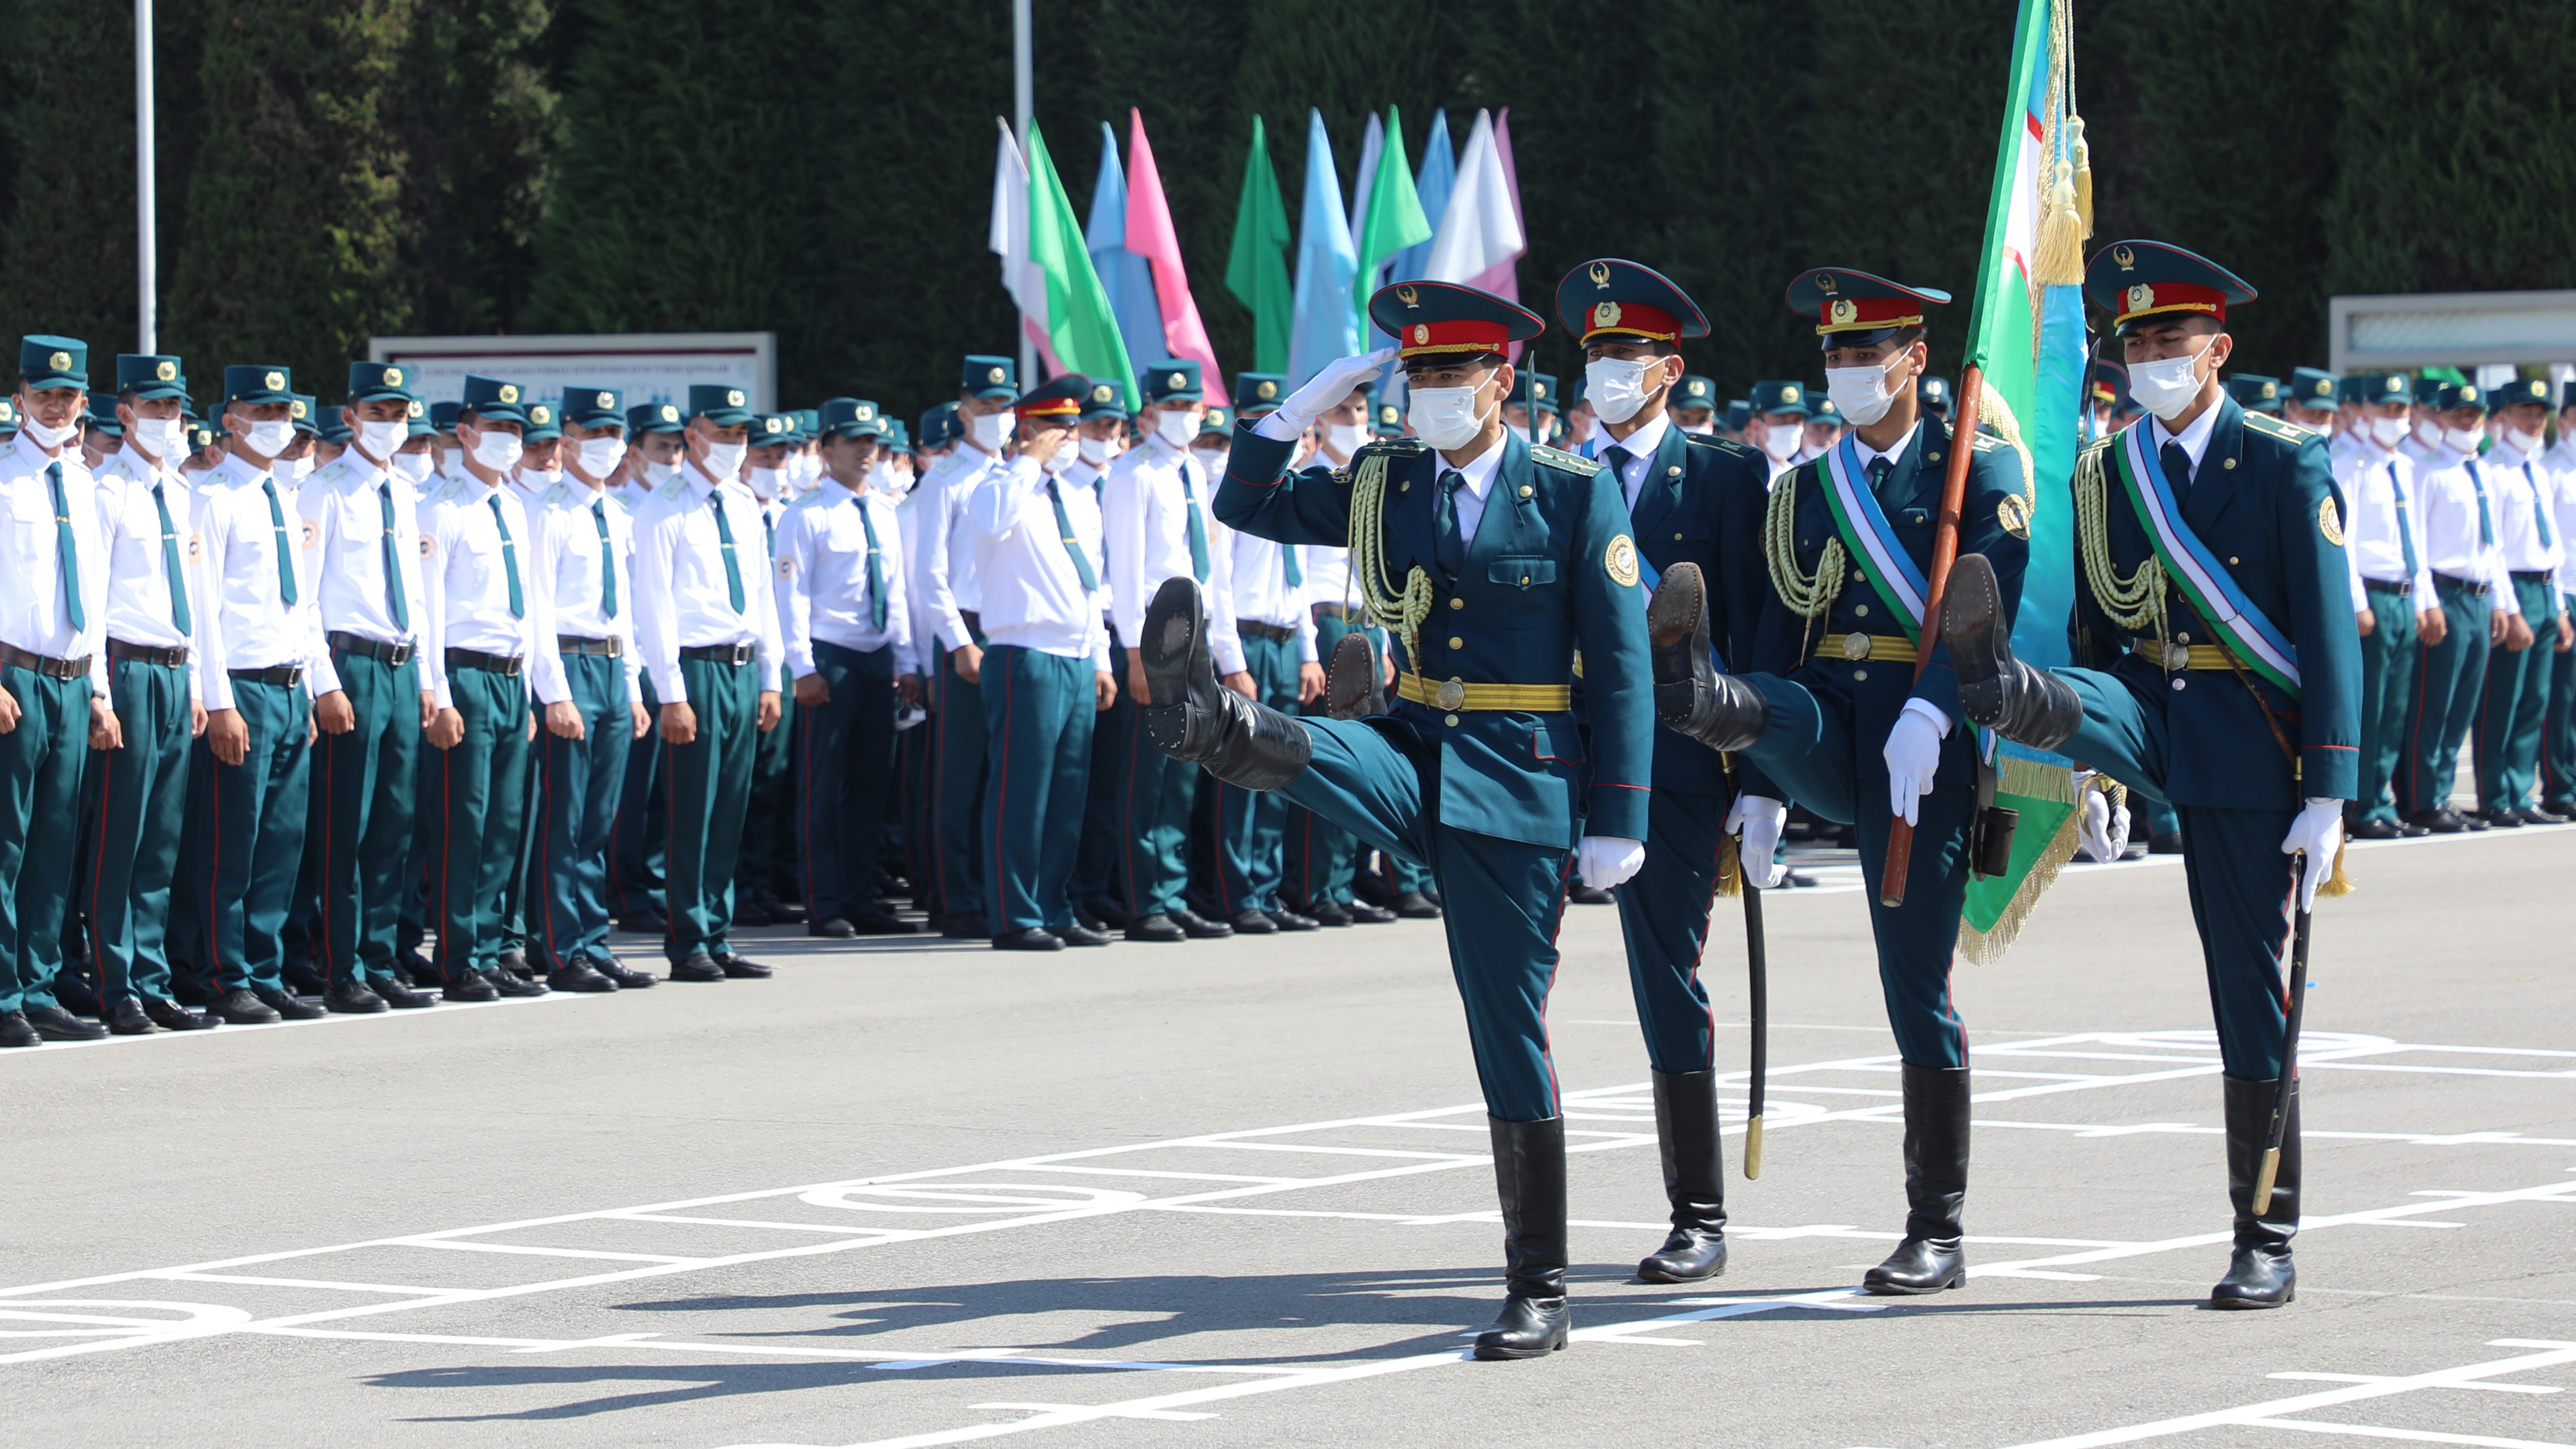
[1624,428,1771,797]
[1217,424,1653,848]
[1739,411,2028,804]
[2067,400,2362,807]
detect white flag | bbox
[1422,110,1524,287]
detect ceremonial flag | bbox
[1224,115,1294,375]
[1288,109,1360,389]
[1018,118,1137,406]
[1388,107,1455,285]
[1954,0,2093,964]
[1348,110,1385,254]
[1353,106,1433,321]
[1423,110,1524,293]
[1468,108,1525,305]
[1086,121,1164,400]
[988,121,1048,367]
[1125,110,1224,399]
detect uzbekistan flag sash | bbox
[2113,424,2301,698]
[1818,436,1931,644]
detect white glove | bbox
[1576,835,1646,890]
[2074,773,2131,862]
[1883,699,1949,827]
[1725,794,1789,889]
[2280,798,2343,911]
[1255,346,1399,440]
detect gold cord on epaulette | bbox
[1763,468,1846,620]
[1347,449,1432,667]
[2074,441,2166,633]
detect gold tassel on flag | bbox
[2033,158,2086,286]
[2070,115,2094,238]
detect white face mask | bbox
[20,411,79,450]
[1825,353,1911,427]
[131,416,187,462]
[2413,417,2441,448]
[1583,357,1659,425]
[1408,384,1492,451]
[389,450,434,484]
[2444,425,2487,455]
[699,440,745,480]
[1153,407,1197,447]
[888,461,916,496]
[469,430,524,474]
[1039,446,1072,475]
[575,435,624,479]
[1324,422,1371,457]
[2368,414,2411,449]
[236,417,295,458]
[2127,347,2211,423]
[1191,445,1230,475]
[1759,422,1804,461]
[2499,424,2544,458]
[1077,435,1113,465]
[641,456,681,487]
[748,465,782,499]
[354,419,407,462]
[966,409,1013,451]
[1682,421,1715,436]
[272,453,314,487]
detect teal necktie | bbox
[709,490,745,611]
[855,493,888,629]
[486,493,524,619]
[1047,480,1098,591]
[379,481,409,630]
[261,476,296,605]
[1281,540,1302,588]
[2389,463,2417,578]
[2468,460,2494,548]
[1180,458,1210,582]
[45,464,84,631]
[592,498,618,618]
[2525,462,2555,548]
[153,481,190,637]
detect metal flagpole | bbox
[1011,0,1035,388]
[135,0,157,352]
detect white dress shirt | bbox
[2549,441,2576,595]
[2415,446,2519,615]
[1435,432,1508,544]
[630,461,786,702]
[2148,401,2222,482]
[1102,435,1244,672]
[912,443,1001,657]
[298,448,430,655]
[526,478,643,707]
[774,479,916,679]
[1,432,112,692]
[2333,440,2438,609]
[964,456,1110,669]
[195,451,331,712]
[2486,435,2564,578]
[92,442,209,700]
[417,471,551,710]
[1223,520,1317,662]
[1593,411,1671,512]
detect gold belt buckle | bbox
[1435,677,1467,711]
[2163,641,2192,669]
[1841,632,1871,661]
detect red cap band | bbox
[1395,318,1512,359]
[1814,295,1925,335]
[2113,280,2226,328]
[1580,300,1682,344]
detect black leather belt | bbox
[229,665,304,688]
[327,630,416,665]
[558,635,623,657]
[107,639,189,667]
[1237,620,1294,642]
[446,648,525,676]
[680,642,756,666]
[2433,572,2489,597]
[2361,578,2412,596]
[2,644,92,679]
[1310,602,1350,622]
[2512,570,2553,586]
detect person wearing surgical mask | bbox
[717,413,804,930]
[1932,242,2365,1311]
[270,396,321,496]
[2466,377,2571,827]
[1499,370,1560,452]
[620,400,688,510]
[1797,394,1846,464]
[2400,379,2524,833]
[603,398,688,937]
[1746,380,1810,482]
[2332,371,2444,841]
[1142,279,1655,1360]
[2544,394,2576,818]
[1653,264,2031,1301]
[1057,384,1137,935]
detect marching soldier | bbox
[1933,240,2360,1309]
[2399,380,2520,831]
[1652,267,2027,1295]
[1557,258,1774,1283]
[1156,281,1652,1358]
[630,384,784,980]
[2335,372,2440,839]
[2471,375,2570,824]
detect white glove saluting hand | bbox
[1576,835,1645,891]
[1254,347,1399,441]
[2280,798,2343,912]
[1725,794,1788,889]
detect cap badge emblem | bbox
[1816,272,1838,294]
[1593,301,1621,329]
[661,405,678,422]
[155,360,178,381]
[290,400,307,419]
[598,391,614,407]
[386,367,403,386]
[1257,380,1277,399]
[48,350,72,372]
[1587,261,1611,288]
[727,389,745,407]
[408,399,424,417]
[2112,244,2136,269]
[1412,324,1430,345]
[987,368,1005,384]
[1783,385,1800,402]
[264,371,285,391]
[1829,298,1857,326]
[1395,284,1419,307]
[497,384,521,403]
[2127,283,2155,314]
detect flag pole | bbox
[135,0,156,352]
[1011,0,1034,387]
[1879,363,1981,908]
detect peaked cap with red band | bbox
[1554,258,1710,346]
[1368,280,1545,361]
[1784,268,1953,347]
[2085,240,2257,333]
[1015,372,1090,419]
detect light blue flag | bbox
[1286,108,1359,390]
[1348,111,1385,263]
[1086,120,1161,402]
[1389,108,1455,284]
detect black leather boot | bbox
[1475,1115,1571,1360]
[2213,1074,2299,1308]
[1139,577,1312,789]
[1646,563,1767,752]
[1324,629,1387,720]
[1942,552,2082,750]
[1637,1069,1728,1282]
[1864,1064,1971,1294]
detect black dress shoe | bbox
[1645,562,1772,752]
[809,917,858,939]
[715,953,774,979]
[281,962,330,996]
[1171,908,1233,939]
[991,926,1064,952]
[251,986,326,1021]
[0,1010,39,1047]
[1138,577,1314,788]
[1307,899,1353,926]
[941,912,991,940]
[1056,922,1113,947]
[213,988,283,1024]
[2473,807,2525,829]
[2345,816,2403,840]
[483,967,547,998]
[1343,899,1398,924]
[143,996,218,1031]
[848,908,917,935]
[592,955,658,989]
[324,981,388,1014]
[548,962,619,993]
[1264,907,1318,932]
[1392,891,1442,919]
[441,974,499,1002]
[1073,904,1107,932]
[1351,871,1395,909]
[372,976,435,1009]
[494,950,533,977]
[24,1003,108,1040]
[1125,913,1187,942]
[2518,805,2569,824]
[616,910,669,934]
[1566,883,1615,906]
[396,951,433,987]
[669,953,727,983]
[104,997,157,1036]
[1324,629,1388,720]
[1229,909,1279,935]
[2399,820,2431,837]
[768,895,808,924]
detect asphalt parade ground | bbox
[6,826,2573,1448]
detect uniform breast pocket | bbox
[342,497,382,541]
[10,490,53,527]
[1489,556,1558,589]
[1527,715,1587,767]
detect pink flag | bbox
[1465,107,1524,306]
[1124,109,1225,399]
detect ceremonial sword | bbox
[2252,860,2313,1214]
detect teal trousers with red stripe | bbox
[980,645,1094,932]
[427,664,531,983]
[661,655,760,962]
[307,650,423,988]
[533,651,633,970]
[0,665,96,1012]
[77,657,192,1007]
[173,677,311,996]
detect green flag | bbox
[1351,105,1433,331]
[1026,119,1137,409]
[1224,115,1293,375]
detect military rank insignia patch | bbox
[2319,495,2345,547]
[777,557,794,579]
[1605,533,1640,587]
[1997,493,2032,540]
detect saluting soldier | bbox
[2399,380,2521,832]
[2335,372,2440,839]
[1151,281,1651,1359]
[1936,241,2360,1309]
[1556,259,1774,1283]
[1652,268,2027,1296]
[630,384,784,980]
